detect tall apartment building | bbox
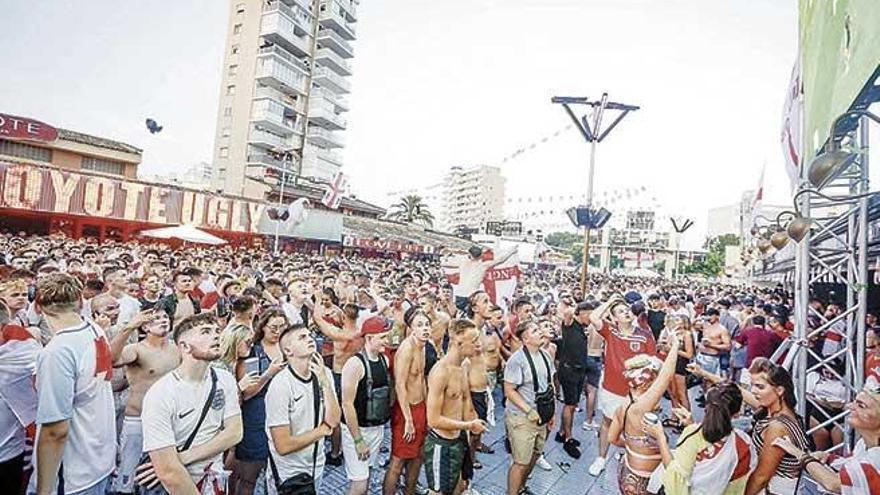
[707,190,789,239]
[210,0,358,198]
[441,165,505,233]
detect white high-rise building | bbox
[707,190,789,239]
[210,0,358,198]
[441,165,505,233]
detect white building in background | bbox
[141,162,214,190]
[707,190,789,239]
[441,165,505,233]
[210,0,359,198]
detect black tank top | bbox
[350,353,390,427]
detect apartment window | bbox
[221,126,231,137]
[236,3,245,14]
[233,23,242,34]
[0,139,52,162]
[226,84,236,96]
[224,106,233,117]
[231,44,240,55]
[228,64,238,77]
[82,157,125,176]
[219,147,230,158]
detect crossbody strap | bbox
[358,352,372,390]
[310,372,322,478]
[179,367,218,452]
[523,349,541,393]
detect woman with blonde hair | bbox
[659,314,695,412]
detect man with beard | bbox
[109,309,181,495]
[384,309,432,495]
[424,319,487,495]
[138,313,243,494]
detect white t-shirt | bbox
[141,367,241,481]
[29,322,116,494]
[265,365,335,483]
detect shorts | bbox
[391,401,428,460]
[111,416,143,494]
[424,431,467,495]
[506,413,548,465]
[696,353,722,375]
[597,388,628,420]
[341,425,385,482]
[585,356,602,388]
[471,391,489,421]
[675,356,689,376]
[333,371,343,402]
[558,362,587,406]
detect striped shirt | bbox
[752,413,808,479]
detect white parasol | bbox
[139,224,227,245]
[627,267,663,278]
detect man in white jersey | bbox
[139,313,243,494]
[265,323,341,493]
[30,273,116,495]
[443,246,517,313]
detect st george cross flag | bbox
[322,172,347,210]
[445,250,521,307]
[781,57,802,193]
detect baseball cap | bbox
[624,291,642,305]
[360,316,391,336]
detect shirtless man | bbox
[697,307,732,382]
[384,309,431,495]
[425,319,487,495]
[467,329,492,469]
[109,309,181,494]
[422,293,451,377]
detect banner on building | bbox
[800,0,880,160]
[342,235,435,254]
[780,59,802,192]
[0,161,266,233]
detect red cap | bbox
[360,316,391,336]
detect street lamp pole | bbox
[670,217,694,279]
[552,94,639,292]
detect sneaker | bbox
[581,420,599,431]
[563,439,582,459]
[536,454,553,471]
[414,484,429,495]
[554,432,581,446]
[588,456,606,476]
[519,487,538,495]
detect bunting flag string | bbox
[497,124,574,166]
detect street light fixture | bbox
[807,110,880,189]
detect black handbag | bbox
[136,368,218,495]
[524,349,555,425]
[268,369,323,495]
[356,352,392,425]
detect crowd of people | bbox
[1,232,880,495]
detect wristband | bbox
[354,435,364,445]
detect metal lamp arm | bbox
[792,188,879,209]
[827,110,880,151]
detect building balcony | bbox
[246,153,297,175]
[249,126,301,150]
[315,48,352,76]
[253,86,305,114]
[258,45,310,75]
[256,59,307,95]
[317,149,344,166]
[316,28,354,58]
[313,66,351,94]
[279,0,312,11]
[307,126,345,148]
[261,8,312,58]
[250,104,299,136]
[308,104,346,130]
[310,88,349,111]
[319,2,356,40]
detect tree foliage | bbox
[682,233,740,277]
[387,195,434,227]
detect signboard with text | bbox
[0,161,265,233]
[0,113,58,143]
[343,235,435,254]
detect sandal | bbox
[477,443,495,454]
[473,460,483,470]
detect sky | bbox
[0,0,814,249]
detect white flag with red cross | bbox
[322,172,347,210]
[445,250,521,307]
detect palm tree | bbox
[388,195,435,227]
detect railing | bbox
[316,28,354,56]
[308,126,345,146]
[312,67,351,92]
[309,104,347,128]
[258,45,309,73]
[316,48,352,73]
